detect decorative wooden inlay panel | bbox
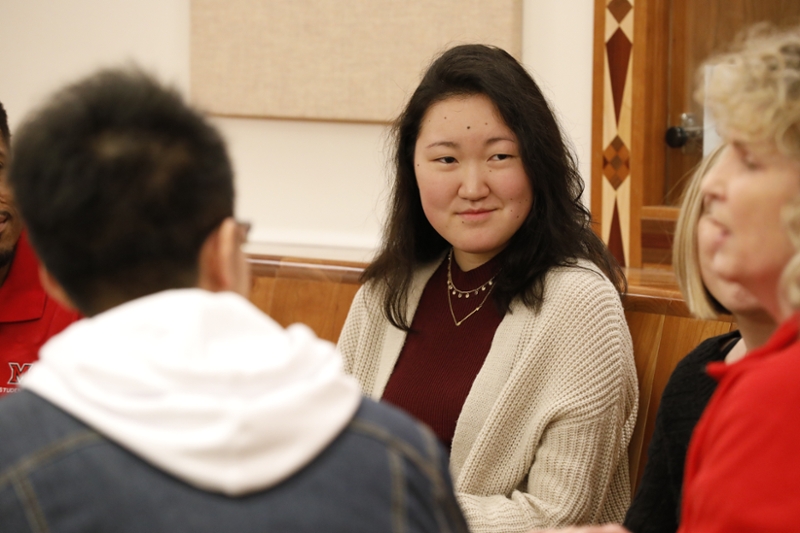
[595,0,635,267]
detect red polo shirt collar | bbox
[0,231,47,323]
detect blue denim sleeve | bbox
[0,477,37,533]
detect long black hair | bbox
[365,44,625,330]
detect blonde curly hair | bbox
[701,24,800,312]
[699,24,800,157]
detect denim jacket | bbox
[0,391,468,533]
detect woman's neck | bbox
[726,310,777,364]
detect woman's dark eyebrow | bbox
[424,137,515,150]
[424,140,458,149]
[486,137,516,146]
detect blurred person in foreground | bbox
[624,146,776,533]
[533,23,800,533]
[0,100,80,396]
[0,68,467,533]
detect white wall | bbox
[0,0,594,262]
[523,0,595,205]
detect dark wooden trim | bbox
[247,253,730,321]
[590,0,607,239]
[247,254,365,284]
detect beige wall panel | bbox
[191,0,522,123]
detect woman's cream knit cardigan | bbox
[338,259,637,532]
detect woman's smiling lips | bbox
[457,208,494,222]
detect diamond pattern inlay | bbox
[608,0,632,24]
[602,136,630,190]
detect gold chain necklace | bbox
[446,249,498,327]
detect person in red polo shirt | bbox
[0,101,80,395]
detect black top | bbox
[624,329,741,533]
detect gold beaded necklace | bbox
[446,249,499,327]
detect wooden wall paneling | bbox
[269,277,337,341]
[641,205,679,267]
[248,276,277,317]
[591,0,607,238]
[625,310,665,490]
[594,0,800,267]
[248,255,363,342]
[663,0,697,206]
[247,256,279,316]
[664,0,800,203]
[631,0,669,209]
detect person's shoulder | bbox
[546,259,619,296]
[346,397,444,462]
[350,397,435,443]
[728,337,800,406]
[696,336,800,454]
[0,391,100,470]
[535,259,623,320]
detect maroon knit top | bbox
[382,253,504,449]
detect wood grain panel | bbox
[631,0,669,209]
[248,276,276,316]
[665,0,800,204]
[591,0,609,239]
[247,254,362,342]
[625,310,665,489]
[269,277,355,342]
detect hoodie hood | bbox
[22,289,361,496]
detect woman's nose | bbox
[700,147,729,200]
[458,165,490,200]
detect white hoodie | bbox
[21,289,362,496]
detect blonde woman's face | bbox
[697,212,763,314]
[700,140,800,320]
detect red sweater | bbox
[382,255,503,448]
[679,314,800,532]
[0,232,81,395]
